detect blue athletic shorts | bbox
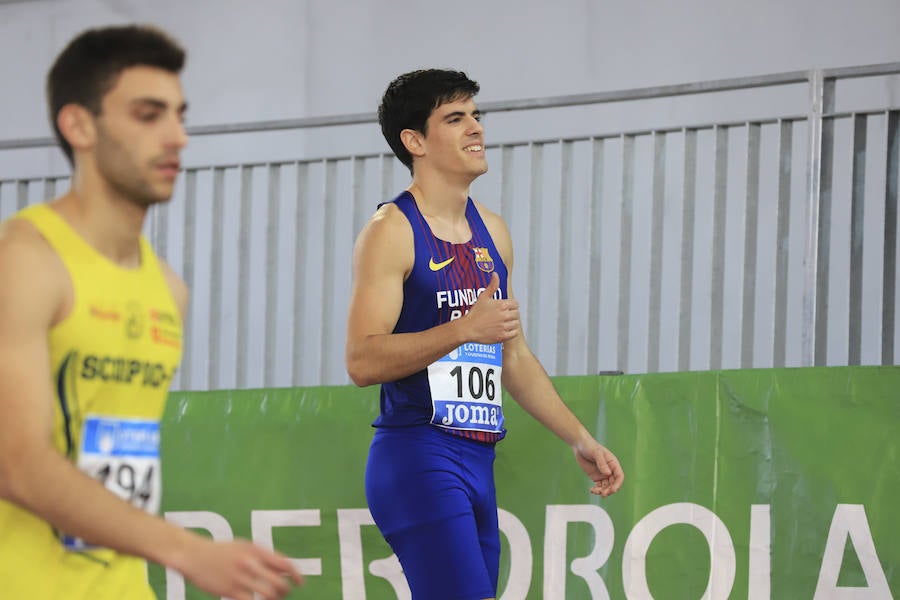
[365,425,499,600]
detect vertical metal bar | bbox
[849,114,867,365]
[292,163,310,386]
[710,125,729,370]
[883,110,899,365]
[647,132,666,373]
[352,157,367,242]
[44,178,57,200]
[678,129,698,372]
[815,82,836,366]
[320,159,337,383]
[773,120,793,367]
[179,169,197,390]
[208,168,225,388]
[802,70,835,366]
[236,166,253,388]
[556,141,573,374]
[618,135,635,373]
[16,181,28,210]
[500,145,514,224]
[351,156,368,384]
[153,196,169,267]
[144,205,156,245]
[587,138,604,373]
[742,123,761,368]
[381,154,394,202]
[264,164,281,386]
[527,143,544,351]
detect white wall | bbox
[1,0,899,170]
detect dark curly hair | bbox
[46,24,186,165]
[378,69,479,174]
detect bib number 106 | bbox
[449,365,497,402]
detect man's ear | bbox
[56,104,97,153]
[400,128,425,160]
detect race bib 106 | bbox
[427,342,504,434]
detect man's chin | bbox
[134,190,175,207]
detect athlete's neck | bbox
[407,182,473,243]
[407,171,470,218]
[50,187,148,269]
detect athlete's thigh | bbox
[366,426,468,532]
[365,427,497,599]
[386,512,496,600]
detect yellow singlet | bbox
[0,204,183,599]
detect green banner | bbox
[149,366,899,599]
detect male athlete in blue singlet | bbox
[345,69,625,599]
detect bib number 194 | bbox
[65,416,162,551]
[94,462,155,509]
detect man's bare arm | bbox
[479,204,625,496]
[0,222,301,599]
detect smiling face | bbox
[88,65,188,207]
[414,95,487,183]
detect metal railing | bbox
[1,63,898,389]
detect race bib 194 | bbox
[63,416,161,551]
[427,342,504,434]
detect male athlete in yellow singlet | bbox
[0,25,302,600]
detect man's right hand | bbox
[178,538,303,600]
[464,272,520,344]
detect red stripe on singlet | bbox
[444,427,504,444]
[415,200,504,444]
[446,220,502,443]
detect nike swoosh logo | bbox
[429,256,455,271]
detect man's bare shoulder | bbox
[0,217,67,324]
[369,201,407,227]
[0,217,64,272]
[0,219,69,294]
[471,199,508,228]
[470,198,498,217]
[352,202,415,277]
[471,199,511,237]
[357,202,413,246]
